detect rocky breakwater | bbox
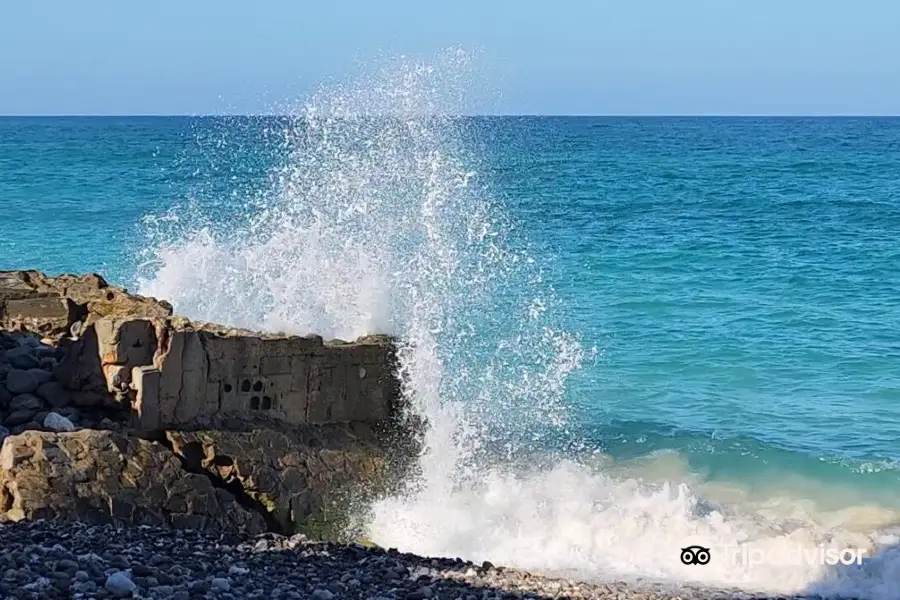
[0,270,417,538]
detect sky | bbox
[1,0,898,115]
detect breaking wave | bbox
[136,50,900,599]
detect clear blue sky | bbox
[1,0,898,115]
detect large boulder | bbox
[164,423,411,536]
[0,430,266,534]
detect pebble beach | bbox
[0,521,819,600]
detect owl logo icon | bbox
[680,545,711,565]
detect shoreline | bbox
[0,520,788,600]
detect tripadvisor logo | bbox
[679,544,867,567]
[680,546,711,565]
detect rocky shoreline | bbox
[0,520,780,600]
[0,270,418,538]
[0,271,824,600]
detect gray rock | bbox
[211,577,231,592]
[56,559,79,571]
[39,356,58,371]
[44,412,76,432]
[0,383,11,408]
[10,393,44,412]
[73,580,99,595]
[310,590,334,600]
[36,381,70,408]
[105,571,137,597]
[4,347,39,370]
[151,585,175,597]
[5,369,41,394]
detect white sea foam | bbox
[136,50,900,599]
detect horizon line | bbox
[2,113,900,119]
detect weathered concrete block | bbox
[2,271,401,432]
[207,358,235,382]
[290,355,311,392]
[94,318,157,392]
[260,355,292,375]
[3,296,78,336]
[156,329,186,424]
[279,391,308,423]
[132,366,161,429]
[218,380,242,414]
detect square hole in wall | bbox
[231,377,280,412]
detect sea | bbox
[1,56,899,598]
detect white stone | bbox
[43,412,76,432]
[104,571,136,597]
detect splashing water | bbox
[137,51,900,599]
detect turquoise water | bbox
[3,112,900,596]
[4,116,898,476]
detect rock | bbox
[15,335,41,348]
[165,427,399,534]
[56,559,79,571]
[34,344,56,358]
[4,408,37,427]
[311,589,334,600]
[36,381,70,408]
[56,406,80,422]
[26,368,53,385]
[43,412,76,432]
[9,393,43,412]
[0,334,14,350]
[104,571,137,597]
[210,577,231,592]
[0,430,267,533]
[152,584,175,597]
[4,369,40,394]
[0,384,11,408]
[4,347,39,370]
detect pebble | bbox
[44,411,76,431]
[211,577,231,592]
[105,570,137,597]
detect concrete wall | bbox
[128,323,398,429]
[1,271,400,430]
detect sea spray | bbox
[137,51,898,599]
